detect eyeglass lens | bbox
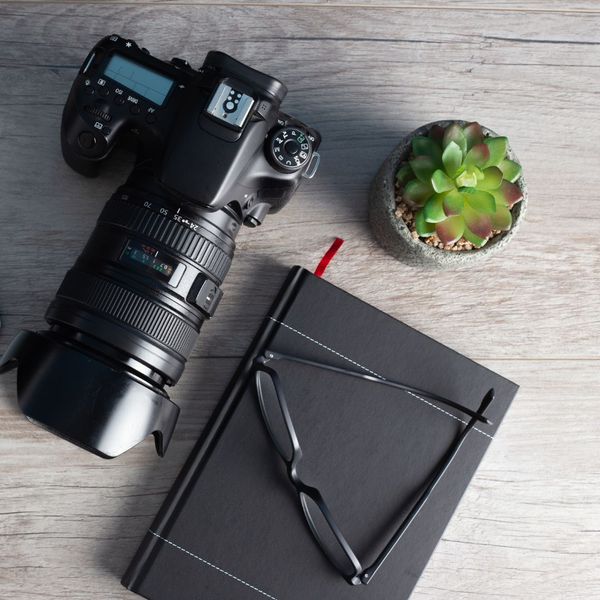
[300,492,358,578]
[256,369,295,462]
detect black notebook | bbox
[122,266,519,600]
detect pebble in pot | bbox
[369,120,527,269]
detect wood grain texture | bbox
[0,3,598,599]
[3,1,600,14]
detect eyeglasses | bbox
[254,349,494,586]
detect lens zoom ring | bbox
[57,272,198,357]
[101,201,232,283]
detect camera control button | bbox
[145,107,158,124]
[114,96,125,106]
[167,263,186,288]
[270,127,313,172]
[77,131,97,150]
[171,57,190,69]
[193,279,223,317]
[129,104,141,115]
[85,104,112,122]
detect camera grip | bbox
[61,87,112,177]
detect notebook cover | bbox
[122,266,519,600]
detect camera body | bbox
[0,35,321,458]
[63,34,320,221]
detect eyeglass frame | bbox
[254,349,495,586]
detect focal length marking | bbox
[120,194,211,237]
[131,195,201,233]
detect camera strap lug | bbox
[302,151,321,179]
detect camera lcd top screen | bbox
[104,54,174,106]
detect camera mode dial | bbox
[269,127,313,172]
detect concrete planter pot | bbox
[369,120,528,269]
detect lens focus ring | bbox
[53,271,198,358]
[100,198,233,283]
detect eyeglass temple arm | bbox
[261,350,492,426]
[359,387,495,585]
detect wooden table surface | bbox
[0,2,599,599]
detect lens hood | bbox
[0,330,179,458]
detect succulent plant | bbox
[396,122,523,248]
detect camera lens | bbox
[46,189,237,386]
[0,185,241,458]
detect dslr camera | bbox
[0,35,321,458]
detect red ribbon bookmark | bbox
[314,237,345,278]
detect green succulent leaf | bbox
[428,124,445,144]
[436,215,465,245]
[492,190,507,208]
[423,193,448,223]
[499,159,522,183]
[412,136,443,167]
[463,226,489,248]
[456,168,478,188]
[410,156,437,183]
[415,209,436,236]
[431,169,455,193]
[443,124,467,156]
[491,203,513,231]
[478,166,503,191]
[396,163,414,185]
[443,189,465,216]
[463,203,493,240]
[463,122,484,150]
[464,143,490,168]
[403,179,433,207]
[442,141,463,177]
[463,188,496,214]
[493,181,524,208]
[484,136,508,167]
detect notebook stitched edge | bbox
[268,317,494,441]
[148,530,281,600]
